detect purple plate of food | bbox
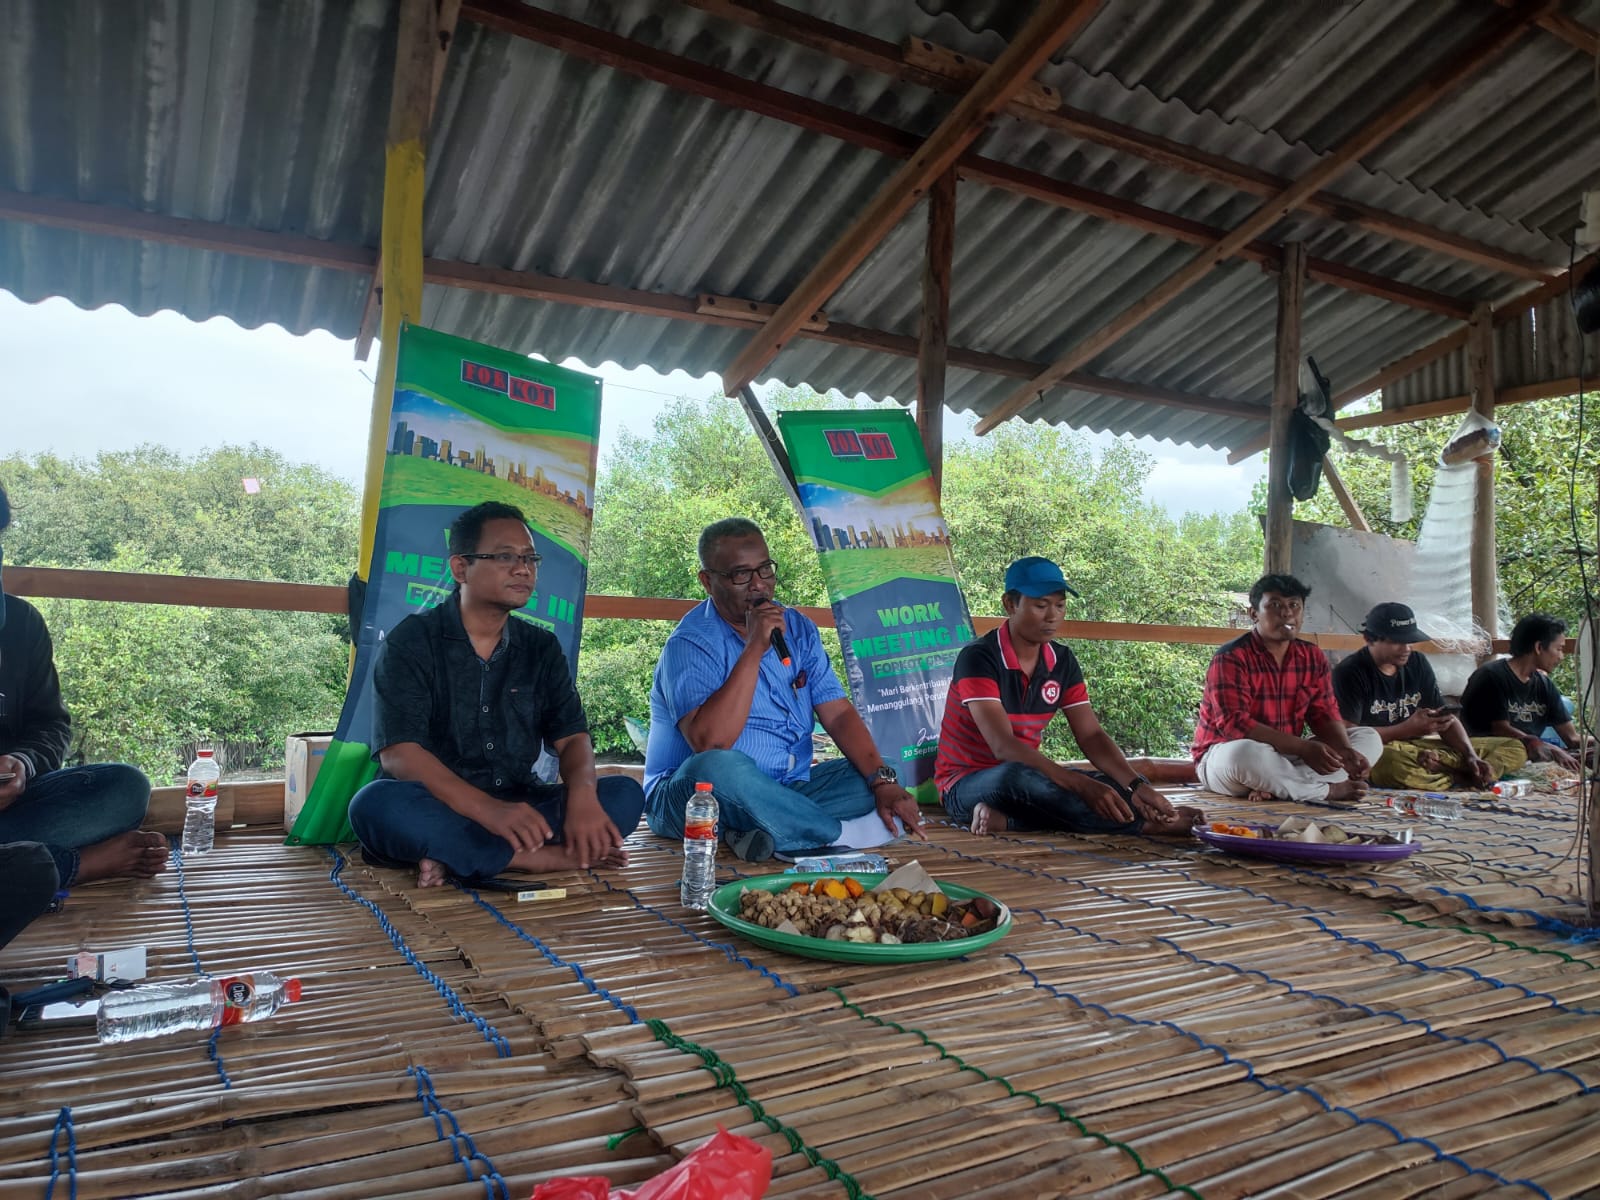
[1194,819,1420,865]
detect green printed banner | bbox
[776,410,972,803]
[287,324,601,844]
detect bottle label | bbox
[218,975,256,1025]
[187,781,219,799]
[684,819,717,840]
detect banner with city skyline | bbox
[288,324,602,844]
[776,410,972,804]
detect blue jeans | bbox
[0,763,152,886]
[0,842,58,950]
[941,763,1143,835]
[347,776,646,878]
[646,750,876,852]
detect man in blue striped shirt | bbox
[644,518,926,861]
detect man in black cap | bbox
[1333,602,1525,790]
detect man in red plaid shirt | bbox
[1192,574,1381,804]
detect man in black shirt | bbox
[0,483,164,943]
[1461,613,1586,772]
[1333,602,1524,790]
[348,502,644,886]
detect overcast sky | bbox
[0,290,1262,516]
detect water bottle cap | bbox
[197,749,214,758]
[284,978,302,1003]
[694,781,714,791]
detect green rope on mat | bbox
[1382,909,1584,964]
[642,1018,872,1200]
[826,987,1204,1200]
[606,1126,646,1151]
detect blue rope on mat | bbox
[1003,950,1556,1200]
[588,876,800,997]
[43,1107,76,1200]
[325,849,511,1056]
[409,1065,509,1200]
[460,885,645,1021]
[932,824,1600,991]
[168,837,233,1089]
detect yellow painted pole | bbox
[356,0,434,579]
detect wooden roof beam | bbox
[353,0,462,361]
[0,189,1258,427]
[1495,0,1600,55]
[719,0,1105,397]
[465,2,1481,323]
[974,0,1555,436]
[1224,250,1599,462]
[686,0,1559,281]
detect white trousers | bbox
[1196,726,1385,803]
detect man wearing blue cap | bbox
[934,556,1202,837]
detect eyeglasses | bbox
[708,560,777,586]
[458,552,542,568]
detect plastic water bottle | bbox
[97,971,302,1043]
[680,781,719,910]
[1405,793,1462,821]
[182,747,221,855]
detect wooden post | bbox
[1469,301,1498,647]
[1321,454,1371,532]
[1590,466,1599,918]
[356,0,435,580]
[917,170,955,496]
[1264,242,1306,574]
[736,384,805,523]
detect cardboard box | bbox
[285,732,335,832]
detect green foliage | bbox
[2,445,357,780]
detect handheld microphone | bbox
[755,598,792,666]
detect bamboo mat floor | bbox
[3,782,1599,1199]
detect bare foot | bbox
[505,844,609,872]
[1325,779,1368,805]
[1144,805,1204,836]
[1417,749,1442,772]
[75,830,169,883]
[591,845,629,869]
[1246,788,1278,803]
[417,857,450,888]
[970,802,1010,836]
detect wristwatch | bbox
[867,765,899,790]
[1125,773,1150,792]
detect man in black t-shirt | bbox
[933,557,1201,837]
[1461,613,1586,771]
[1333,602,1524,790]
[347,502,644,886]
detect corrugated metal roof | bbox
[0,0,1595,452]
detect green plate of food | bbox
[706,871,1012,963]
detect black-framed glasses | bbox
[458,551,542,568]
[708,560,777,585]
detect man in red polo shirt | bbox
[935,556,1202,837]
[1192,573,1381,804]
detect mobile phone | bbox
[1435,703,1463,716]
[17,1000,98,1030]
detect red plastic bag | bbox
[530,1128,772,1200]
